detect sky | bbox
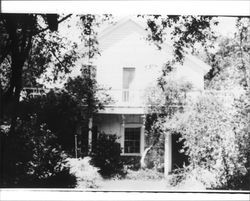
[212,17,237,37]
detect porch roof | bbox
[98,105,146,114]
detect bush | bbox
[167,168,188,187]
[20,91,84,156]
[65,157,102,188]
[166,92,249,189]
[125,168,164,180]
[168,167,215,190]
[91,133,124,178]
[37,167,77,188]
[121,156,141,171]
[0,115,74,187]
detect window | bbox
[122,68,135,102]
[124,127,141,153]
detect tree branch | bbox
[49,47,66,71]
[35,14,72,36]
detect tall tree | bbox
[0,13,74,131]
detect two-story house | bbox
[89,18,211,174]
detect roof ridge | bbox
[98,17,145,40]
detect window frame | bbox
[124,127,141,154]
[121,124,143,156]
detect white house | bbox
[90,18,211,174]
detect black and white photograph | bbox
[0,0,249,198]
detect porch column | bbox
[75,125,81,158]
[164,132,172,177]
[140,115,146,155]
[121,115,126,152]
[88,117,93,154]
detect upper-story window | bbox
[122,67,135,102]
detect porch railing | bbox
[107,89,145,106]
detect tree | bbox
[204,17,250,90]
[19,90,82,155]
[0,13,75,131]
[19,73,111,156]
[200,17,250,189]
[161,18,250,189]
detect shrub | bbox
[91,133,124,178]
[65,157,102,188]
[0,115,74,187]
[167,168,188,187]
[125,168,164,180]
[121,156,141,171]
[37,167,77,188]
[168,167,214,190]
[166,92,249,189]
[20,91,84,156]
[144,146,165,172]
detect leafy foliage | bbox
[65,157,102,188]
[19,75,110,156]
[20,90,82,155]
[141,15,217,63]
[91,133,124,178]
[204,17,250,88]
[168,167,206,190]
[144,17,250,190]
[1,69,110,186]
[143,78,192,170]
[0,14,75,122]
[125,168,164,180]
[166,92,249,189]
[193,17,250,189]
[0,115,73,187]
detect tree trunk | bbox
[3,15,34,133]
[140,145,153,168]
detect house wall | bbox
[96,114,122,137]
[175,60,205,90]
[96,32,165,92]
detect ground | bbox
[98,179,171,191]
[78,178,206,191]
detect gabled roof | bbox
[99,17,146,40]
[186,54,211,74]
[98,17,211,75]
[98,18,147,51]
